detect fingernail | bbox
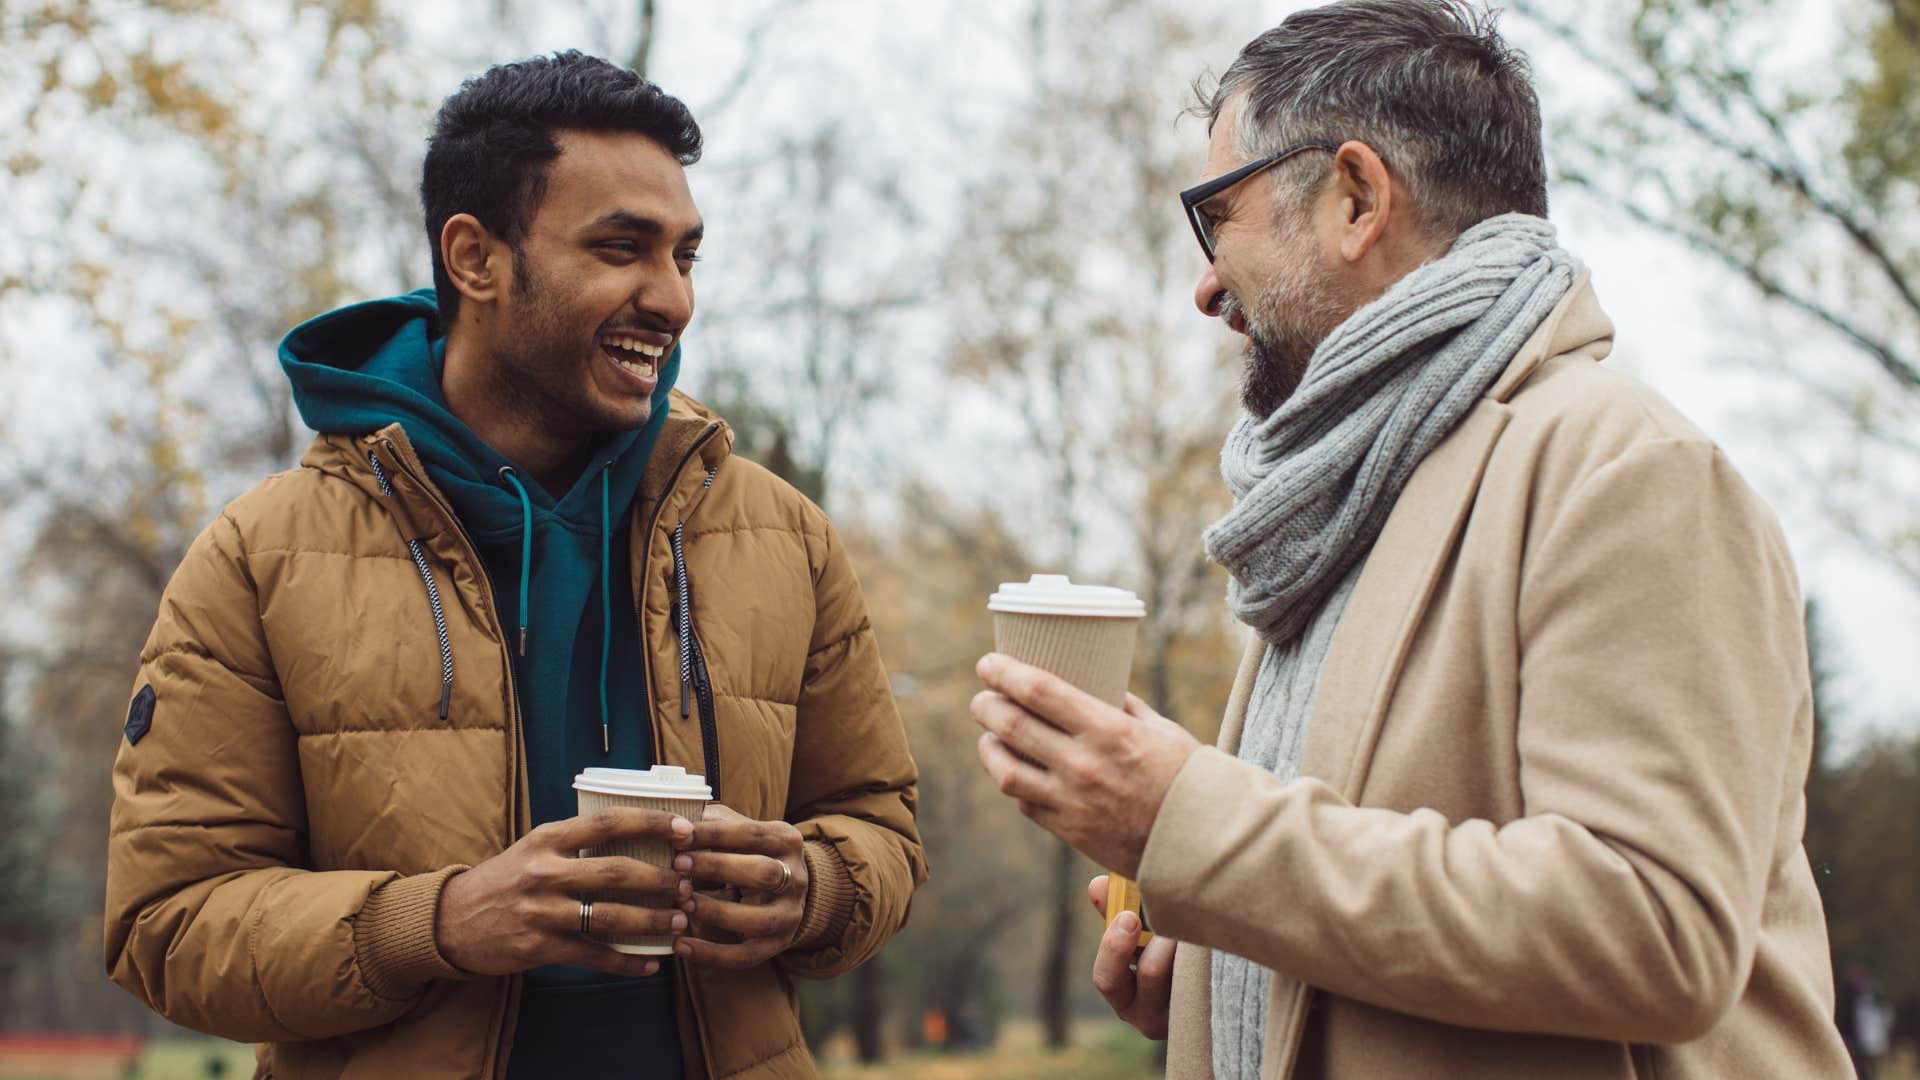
[976,654,995,678]
[643,960,659,976]
[1117,911,1138,933]
[675,939,692,956]
[680,899,696,913]
[671,817,693,839]
[674,854,692,872]
[672,913,687,932]
[677,878,692,898]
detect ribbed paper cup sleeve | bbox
[991,611,1141,706]
[574,789,709,955]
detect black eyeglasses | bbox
[1180,141,1339,261]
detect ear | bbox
[440,213,506,307]
[1329,140,1394,265]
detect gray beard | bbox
[1220,289,1314,421]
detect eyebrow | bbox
[588,210,704,244]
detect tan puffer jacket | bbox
[104,392,927,1079]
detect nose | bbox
[1194,261,1226,318]
[638,261,695,331]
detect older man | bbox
[970,2,1851,1077]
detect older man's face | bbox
[1192,98,1356,419]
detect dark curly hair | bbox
[421,50,703,322]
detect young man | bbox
[105,52,926,1079]
[970,3,1851,1076]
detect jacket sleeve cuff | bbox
[352,865,471,1001]
[789,840,855,952]
[1136,746,1261,939]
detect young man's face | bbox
[489,129,703,433]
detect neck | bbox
[442,326,591,497]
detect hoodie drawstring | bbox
[672,465,723,793]
[496,467,533,657]
[369,450,454,720]
[500,463,617,755]
[599,463,613,754]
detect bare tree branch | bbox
[1567,176,1919,390]
[1518,1,1920,337]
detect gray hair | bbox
[1195,0,1548,239]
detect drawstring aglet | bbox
[601,722,609,754]
[438,683,451,721]
[518,626,527,657]
[680,677,691,719]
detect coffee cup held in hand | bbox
[986,574,1153,945]
[987,574,1146,706]
[573,765,712,955]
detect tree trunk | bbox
[852,959,884,1062]
[1040,837,1076,1048]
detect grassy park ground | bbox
[15,1025,1910,1079]
[13,1019,1160,1080]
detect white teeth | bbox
[601,334,666,358]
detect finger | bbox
[1136,933,1177,997]
[538,934,665,978]
[978,732,1059,808]
[976,653,1103,736]
[672,933,783,971]
[562,899,688,939]
[681,892,798,941]
[970,690,1074,768]
[674,851,794,894]
[541,808,693,854]
[555,855,683,898]
[1091,909,1142,1011]
[1088,874,1110,917]
[683,813,801,857]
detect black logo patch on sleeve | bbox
[125,684,156,746]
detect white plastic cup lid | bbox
[987,574,1146,618]
[573,764,712,800]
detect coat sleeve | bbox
[777,514,929,978]
[104,511,468,1042]
[1135,438,1806,1044]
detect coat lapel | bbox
[1259,273,1606,1078]
[1295,401,1511,799]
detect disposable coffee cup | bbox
[986,574,1152,945]
[987,574,1145,707]
[573,765,712,955]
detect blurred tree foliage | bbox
[1512,0,1920,584]
[1804,601,1920,1048]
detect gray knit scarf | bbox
[1203,214,1578,1080]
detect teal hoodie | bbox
[282,289,680,1077]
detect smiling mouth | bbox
[599,333,667,381]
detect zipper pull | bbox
[681,674,692,718]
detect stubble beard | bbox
[1229,226,1355,422]
[493,254,653,436]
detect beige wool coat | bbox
[1140,279,1853,1078]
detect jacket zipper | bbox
[631,422,723,1080]
[636,424,721,769]
[369,436,528,1080]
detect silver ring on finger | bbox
[579,898,594,936]
[770,858,793,897]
